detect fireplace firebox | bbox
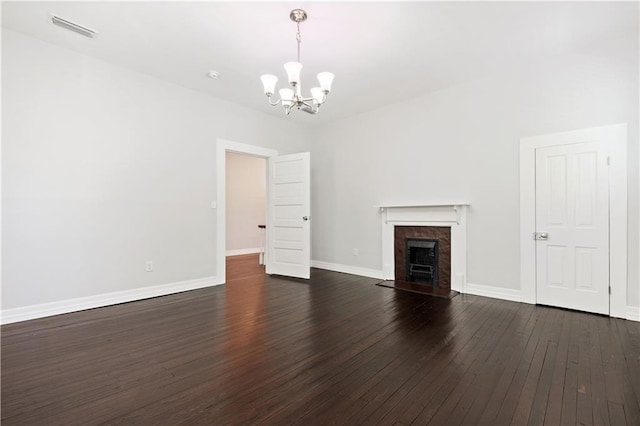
[406,239,438,285]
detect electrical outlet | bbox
[353,248,359,256]
[145,261,153,272]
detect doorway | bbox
[216,139,277,283]
[519,124,627,318]
[225,151,267,259]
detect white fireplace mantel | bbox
[379,203,469,293]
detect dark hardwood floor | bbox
[2,254,639,425]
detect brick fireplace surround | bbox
[394,226,451,291]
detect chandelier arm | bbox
[299,96,327,107]
[301,105,319,114]
[267,95,282,106]
[300,94,327,105]
[284,104,293,115]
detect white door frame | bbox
[216,138,278,283]
[519,123,627,318]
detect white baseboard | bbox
[311,260,385,280]
[463,285,640,322]
[465,282,522,303]
[627,306,640,322]
[226,248,261,257]
[1,275,224,325]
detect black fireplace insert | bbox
[406,238,438,286]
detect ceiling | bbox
[2,1,638,124]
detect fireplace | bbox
[379,204,468,294]
[394,226,451,292]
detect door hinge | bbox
[607,156,610,166]
[608,286,611,295]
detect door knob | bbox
[303,216,309,221]
[533,232,548,240]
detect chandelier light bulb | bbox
[317,72,335,93]
[279,88,294,107]
[260,9,334,115]
[310,87,324,105]
[284,62,303,86]
[260,74,278,95]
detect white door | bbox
[266,152,311,279]
[535,142,609,314]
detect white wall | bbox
[225,152,266,253]
[3,25,639,319]
[310,33,639,308]
[1,29,309,312]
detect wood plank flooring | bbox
[2,254,639,425]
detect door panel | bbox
[266,152,310,279]
[535,142,609,314]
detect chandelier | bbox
[260,9,334,115]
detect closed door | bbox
[266,152,311,279]
[535,141,609,314]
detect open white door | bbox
[535,141,609,314]
[266,152,311,279]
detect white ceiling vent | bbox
[51,15,97,38]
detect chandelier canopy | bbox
[260,9,334,115]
